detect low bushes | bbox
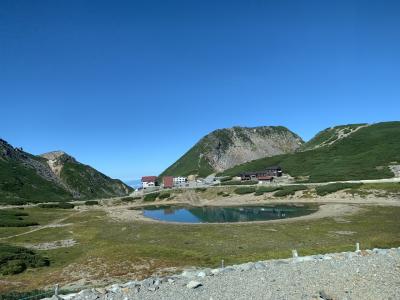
[234,187,256,195]
[38,202,75,209]
[0,210,38,227]
[273,185,308,197]
[217,191,230,197]
[195,188,207,192]
[220,180,258,186]
[0,244,50,275]
[121,196,141,202]
[84,200,99,206]
[315,183,363,196]
[254,186,282,196]
[219,176,232,182]
[159,193,171,199]
[143,192,160,202]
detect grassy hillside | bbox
[60,162,132,199]
[299,123,366,151]
[160,142,215,178]
[0,160,72,205]
[221,122,400,182]
[0,140,132,205]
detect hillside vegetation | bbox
[221,122,400,182]
[161,126,303,177]
[0,140,132,205]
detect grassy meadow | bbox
[0,203,399,294]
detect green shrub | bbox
[315,183,363,196]
[1,260,26,275]
[273,185,308,197]
[84,200,99,206]
[159,193,171,199]
[143,192,160,201]
[217,191,230,197]
[0,210,38,227]
[255,186,282,196]
[219,176,232,182]
[121,196,141,202]
[195,188,207,192]
[38,202,75,209]
[234,187,256,195]
[0,244,50,276]
[220,180,258,186]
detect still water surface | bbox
[140,204,318,223]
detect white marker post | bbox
[292,249,298,258]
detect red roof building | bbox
[141,176,157,183]
[141,176,158,188]
[163,176,174,188]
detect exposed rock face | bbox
[41,151,77,177]
[161,126,303,177]
[0,139,132,203]
[205,127,303,172]
[39,151,132,199]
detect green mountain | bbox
[0,139,132,205]
[160,126,303,177]
[220,121,400,182]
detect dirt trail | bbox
[0,210,83,240]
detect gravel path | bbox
[52,248,400,300]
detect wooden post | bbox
[221,259,224,268]
[292,249,298,258]
[54,284,59,297]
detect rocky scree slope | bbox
[160,126,303,177]
[50,247,400,300]
[0,139,132,204]
[299,123,369,151]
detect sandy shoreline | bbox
[102,189,400,225]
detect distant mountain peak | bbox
[0,139,132,204]
[41,151,73,161]
[160,125,303,177]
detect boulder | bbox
[186,281,202,289]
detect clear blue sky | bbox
[1,0,399,180]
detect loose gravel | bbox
[49,247,400,300]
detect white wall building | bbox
[173,176,187,185]
[141,176,158,189]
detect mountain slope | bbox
[299,123,368,151]
[0,140,132,204]
[160,126,303,177]
[41,151,132,199]
[220,122,400,182]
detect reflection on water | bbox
[140,205,318,223]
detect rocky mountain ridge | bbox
[0,139,132,204]
[161,126,303,177]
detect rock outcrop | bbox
[160,126,303,177]
[0,139,132,204]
